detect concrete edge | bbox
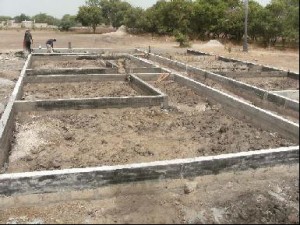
[129,54,299,142]
[0,55,32,167]
[26,68,119,76]
[136,49,299,115]
[173,73,299,142]
[0,146,298,197]
[187,49,299,77]
[24,74,128,83]
[130,74,168,108]
[14,96,166,112]
[31,48,135,54]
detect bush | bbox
[59,21,74,31]
[175,32,190,47]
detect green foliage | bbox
[174,31,190,47]
[59,14,77,31]
[14,14,31,23]
[123,7,146,31]
[32,13,59,25]
[0,16,12,21]
[86,0,131,28]
[7,0,294,48]
[76,5,103,33]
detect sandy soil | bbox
[0,29,299,224]
[0,165,298,224]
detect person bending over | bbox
[46,38,56,53]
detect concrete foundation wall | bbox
[187,49,299,80]
[130,74,168,108]
[136,50,299,119]
[129,54,299,142]
[128,55,156,68]
[126,67,162,74]
[134,73,171,81]
[14,96,166,112]
[26,68,119,76]
[272,90,299,101]
[31,54,129,64]
[0,146,298,197]
[1,51,298,201]
[0,56,32,167]
[174,74,299,143]
[31,48,135,55]
[24,74,127,84]
[219,71,287,78]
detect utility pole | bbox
[243,0,249,52]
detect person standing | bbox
[46,38,56,53]
[23,29,33,54]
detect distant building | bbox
[34,23,48,28]
[0,19,57,29]
[21,20,34,28]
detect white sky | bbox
[0,0,272,19]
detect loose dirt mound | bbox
[202,40,224,48]
[102,25,127,37]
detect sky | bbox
[0,0,272,19]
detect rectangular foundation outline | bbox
[0,50,298,200]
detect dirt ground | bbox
[165,54,299,91]
[7,79,296,173]
[0,165,299,224]
[0,29,299,224]
[31,58,107,69]
[23,81,139,100]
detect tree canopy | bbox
[1,0,298,47]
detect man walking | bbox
[23,29,33,55]
[46,38,56,53]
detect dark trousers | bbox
[25,41,31,52]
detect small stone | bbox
[288,213,298,223]
[63,132,74,141]
[101,140,108,144]
[184,183,197,194]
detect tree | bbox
[248,0,266,41]
[32,13,59,25]
[96,0,131,28]
[14,14,31,23]
[76,5,103,33]
[123,7,146,31]
[143,0,193,36]
[0,16,12,21]
[219,2,244,41]
[59,14,77,31]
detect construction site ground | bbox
[0,30,299,224]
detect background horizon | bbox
[0,0,272,19]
